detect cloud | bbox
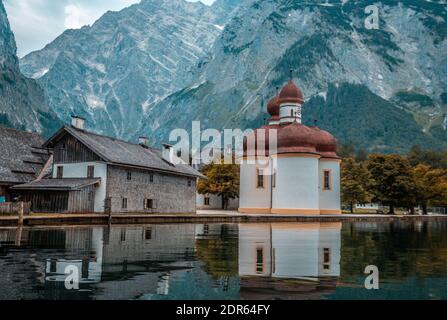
[64,1,143,29]
[4,0,217,57]
[4,0,63,57]
[64,4,83,29]
[3,0,141,57]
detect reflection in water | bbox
[45,228,103,285]
[0,221,446,300]
[238,223,341,300]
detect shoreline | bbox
[0,211,446,227]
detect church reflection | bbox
[238,223,341,299]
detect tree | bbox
[366,154,418,214]
[412,164,447,214]
[341,158,372,213]
[356,149,369,162]
[195,225,238,279]
[338,143,356,159]
[408,145,447,169]
[197,159,240,210]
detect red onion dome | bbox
[243,124,280,157]
[267,96,280,116]
[310,127,338,158]
[278,80,304,105]
[276,122,319,154]
[268,115,280,123]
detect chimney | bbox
[139,136,149,148]
[162,143,174,163]
[71,116,85,130]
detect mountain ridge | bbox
[6,0,447,152]
[136,0,447,153]
[20,0,245,139]
[0,0,61,136]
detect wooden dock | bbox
[0,211,446,227]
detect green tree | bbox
[341,158,372,213]
[197,159,240,210]
[366,154,418,214]
[413,164,447,214]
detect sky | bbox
[4,0,216,58]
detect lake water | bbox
[0,221,446,300]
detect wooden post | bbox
[15,225,23,247]
[14,202,25,246]
[18,201,24,226]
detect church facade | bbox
[239,80,341,215]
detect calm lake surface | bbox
[0,221,446,300]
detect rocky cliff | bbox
[0,0,61,136]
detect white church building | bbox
[239,79,341,215]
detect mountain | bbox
[20,0,244,140]
[137,0,447,153]
[13,0,447,152]
[0,0,61,136]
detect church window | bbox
[256,248,264,273]
[323,170,331,190]
[323,248,331,270]
[272,171,276,188]
[256,169,264,188]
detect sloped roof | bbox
[0,126,50,184]
[11,178,101,191]
[44,126,203,178]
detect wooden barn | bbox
[11,116,203,214]
[0,126,51,203]
[12,178,100,213]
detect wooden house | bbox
[0,126,51,202]
[12,117,203,214]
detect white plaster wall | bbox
[272,225,319,278]
[239,158,272,210]
[238,224,272,276]
[317,224,341,277]
[196,193,239,210]
[272,157,319,210]
[318,160,341,212]
[279,103,301,124]
[238,223,341,279]
[52,162,107,212]
[44,228,103,283]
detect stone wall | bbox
[106,165,197,214]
